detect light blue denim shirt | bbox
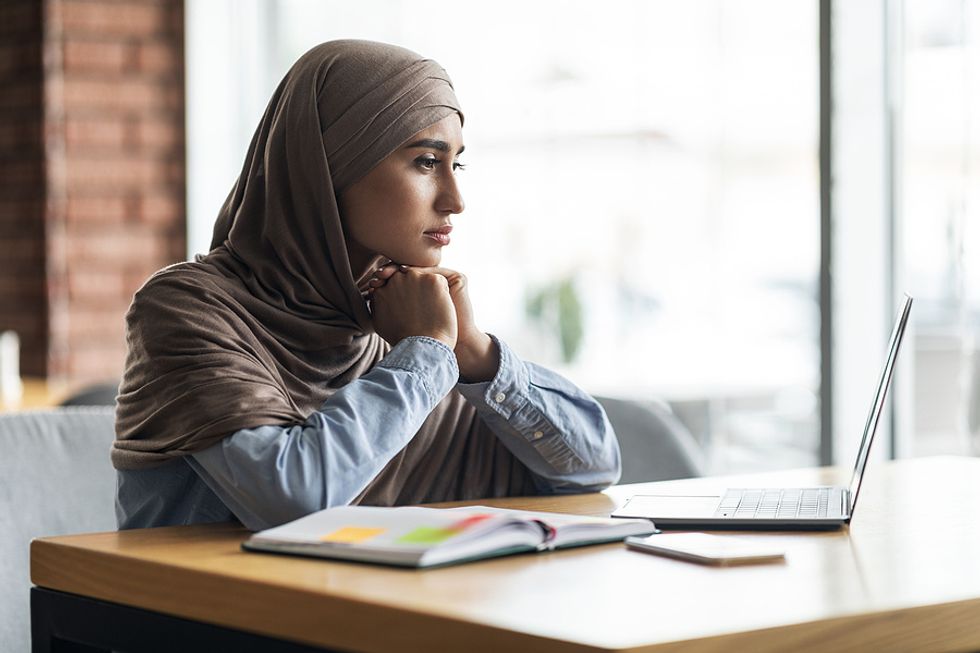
[116,336,621,531]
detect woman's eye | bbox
[414,156,465,172]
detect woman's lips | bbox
[424,226,452,246]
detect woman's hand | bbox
[369,264,498,382]
[370,266,457,350]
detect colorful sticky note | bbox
[449,514,494,531]
[397,527,459,545]
[320,526,386,544]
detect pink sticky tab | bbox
[449,514,494,531]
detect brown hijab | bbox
[112,40,536,505]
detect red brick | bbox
[62,38,133,74]
[0,80,42,109]
[0,214,43,240]
[0,159,42,186]
[0,237,45,265]
[0,1,41,37]
[134,115,181,150]
[167,2,182,35]
[0,319,46,351]
[67,306,128,342]
[64,116,128,149]
[166,159,183,185]
[65,195,129,225]
[137,192,181,224]
[20,353,48,378]
[122,268,158,295]
[13,344,47,371]
[67,267,126,300]
[166,240,184,262]
[0,199,42,222]
[0,117,41,150]
[59,1,169,38]
[4,0,185,386]
[0,42,42,77]
[0,286,48,316]
[66,228,168,265]
[0,257,44,278]
[65,341,126,382]
[65,156,171,191]
[0,276,46,300]
[61,77,178,113]
[137,40,178,75]
[0,186,44,203]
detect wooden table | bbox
[2,378,68,411]
[31,456,980,652]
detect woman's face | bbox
[339,114,465,273]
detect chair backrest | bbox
[0,407,117,652]
[596,396,704,483]
[0,399,698,648]
[58,381,119,407]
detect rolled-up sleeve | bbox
[187,336,458,530]
[456,336,622,494]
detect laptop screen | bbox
[846,295,913,514]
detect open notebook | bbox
[243,505,657,568]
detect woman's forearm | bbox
[456,337,622,493]
[187,337,459,530]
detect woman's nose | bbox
[437,172,465,215]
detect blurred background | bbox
[1,0,977,474]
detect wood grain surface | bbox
[31,456,980,652]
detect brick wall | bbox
[0,1,48,377]
[0,0,185,387]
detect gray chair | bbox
[59,382,119,407]
[596,396,704,483]
[0,407,117,653]
[0,396,700,651]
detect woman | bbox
[113,40,620,531]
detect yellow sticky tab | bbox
[320,526,386,544]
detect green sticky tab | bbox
[397,527,458,545]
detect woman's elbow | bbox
[587,429,623,487]
[548,446,621,494]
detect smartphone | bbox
[625,533,785,566]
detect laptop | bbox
[611,294,913,530]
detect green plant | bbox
[525,276,584,363]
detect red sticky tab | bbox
[449,513,495,531]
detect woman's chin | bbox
[396,252,442,268]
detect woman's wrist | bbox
[454,332,498,383]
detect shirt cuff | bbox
[457,336,583,470]
[376,336,459,405]
[456,334,529,420]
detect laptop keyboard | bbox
[714,488,831,519]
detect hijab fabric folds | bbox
[112,40,535,506]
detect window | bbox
[187,1,822,474]
[900,0,980,457]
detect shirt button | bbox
[494,392,506,403]
[532,430,544,440]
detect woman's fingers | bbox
[369,265,466,298]
[370,265,458,348]
[401,266,465,288]
[367,263,401,291]
[376,263,400,278]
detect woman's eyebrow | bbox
[405,138,465,155]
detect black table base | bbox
[31,587,337,653]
